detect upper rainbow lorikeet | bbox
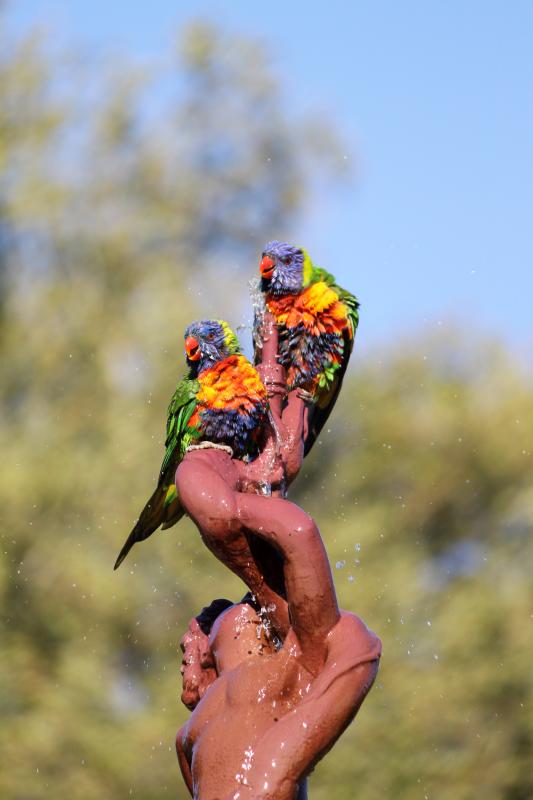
[256,240,359,456]
[114,319,268,570]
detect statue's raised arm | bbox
[176,496,381,800]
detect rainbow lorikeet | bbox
[256,241,359,456]
[114,319,268,570]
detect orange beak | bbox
[185,335,201,361]
[260,255,275,279]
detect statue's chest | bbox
[223,653,311,715]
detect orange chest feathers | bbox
[195,355,267,413]
[267,281,351,338]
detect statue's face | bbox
[179,605,274,710]
[179,619,216,710]
[209,603,273,673]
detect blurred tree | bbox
[298,334,533,800]
[0,9,346,799]
[0,7,531,800]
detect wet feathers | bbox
[114,322,268,569]
[258,242,359,455]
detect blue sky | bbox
[14,1,533,355]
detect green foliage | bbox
[297,335,533,800]
[1,10,531,800]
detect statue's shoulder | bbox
[329,611,382,664]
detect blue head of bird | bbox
[184,319,241,373]
[260,241,305,297]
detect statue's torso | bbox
[184,643,311,799]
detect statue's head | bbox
[179,598,232,710]
[179,618,215,710]
[209,602,272,672]
[179,598,272,710]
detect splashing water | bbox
[249,278,266,353]
[257,481,272,497]
[256,603,282,650]
[266,408,287,498]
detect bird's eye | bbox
[206,333,215,341]
[281,256,291,265]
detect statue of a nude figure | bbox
[173,314,381,798]
[175,496,381,800]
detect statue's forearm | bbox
[176,452,290,635]
[236,495,340,667]
[241,660,379,799]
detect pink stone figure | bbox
[175,499,381,799]
[171,312,381,799]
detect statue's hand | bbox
[235,390,307,495]
[235,427,286,496]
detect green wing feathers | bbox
[339,287,360,339]
[309,262,337,288]
[160,378,200,475]
[114,377,200,570]
[310,261,360,338]
[302,260,360,456]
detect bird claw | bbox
[296,389,314,404]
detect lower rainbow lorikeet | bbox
[256,240,359,456]
[114,320,268,570]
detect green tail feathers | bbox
[113,483,183,570]
[161,503,185,530]
[163,483,178,507]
